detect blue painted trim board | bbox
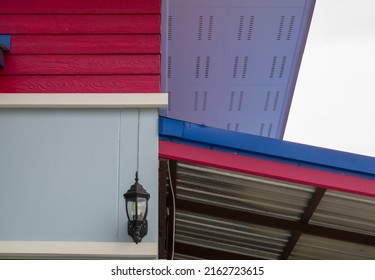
[0,35,11,51]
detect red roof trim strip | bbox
[159,140,375,197]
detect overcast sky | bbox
[284,0,375,158]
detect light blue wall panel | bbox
[0,108,159,243]
[137,109,159,243]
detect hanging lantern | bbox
[123,172,150,244]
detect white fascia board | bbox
[0,241,158,259]
[0,93,168,108]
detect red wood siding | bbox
[0,55,159,75]
[0,0,160,14]
[0,76,160,93]
[9,35,160,55]
[0,0,161,93]
[0,15,160,34]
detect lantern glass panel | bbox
[127,197,147,221]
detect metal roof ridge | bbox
[159,116,375,179]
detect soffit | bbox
[162,0,315,138]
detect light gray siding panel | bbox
[138,109,159,243]
[117,109,139,242]
[0,108,159,244]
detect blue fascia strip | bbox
[0,35,11,51]
[159,117,375,180]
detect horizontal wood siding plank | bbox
[0,15,160,34]
[0,0,161,94]
[11,35,160,54]
[0,0,160,14]
[0,75,160,93]
[1,55,160,75]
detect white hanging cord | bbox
[167,160,176,260]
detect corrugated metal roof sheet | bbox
[175,210,289,259]
[162,160,375,259]
[177,162,315,221]
[310,189,375,236]
[290,235,375,260]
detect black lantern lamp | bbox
[124,172,150,244]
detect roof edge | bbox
[159,140,375,197]
[159,116,375,180]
